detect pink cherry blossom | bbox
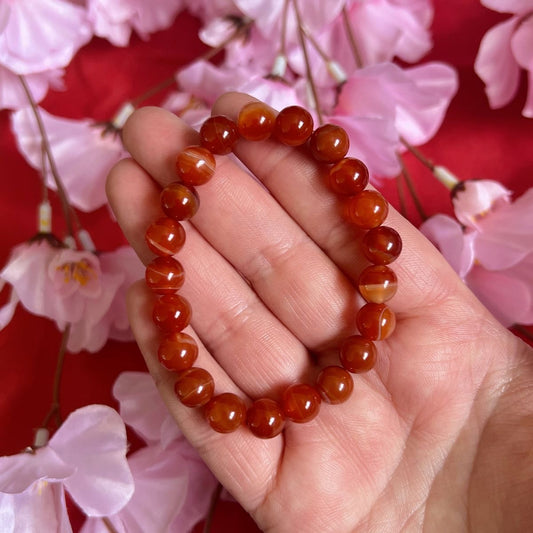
[11,107,126,212]
[420,180,533,326]
[0,405,134,532]
[475,1,533,117]
[0,0,92,76]
[86,0,184,46]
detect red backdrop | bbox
[0,2,531,531]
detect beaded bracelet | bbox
[143,101,402,439]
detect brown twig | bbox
[397,154,427,221]
[202,483,223,533]
[341,6,363,68]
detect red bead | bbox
[200,115,239,155]
[309,124,349,163]
[282,384,321,423]
[273,105,314,146]
[362,226,402,265]
[340,335,377,373]
[247,398,285,439]
[158,331,198,372]
[358,265,398,303]
[145,217,186,257]
[204,393,246,433]
[343,190,389,229]
[329,158,369,196]
[356,303,396,341]
[316,366,354,404]
[176,146,216,186]
[152,294,192,333]
[174,367,214,407]
[145,256,185,295]
[161,182,199,221]
[237,102,276,141]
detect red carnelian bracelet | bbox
[143,101,402,439]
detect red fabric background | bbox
[0,2,531,531]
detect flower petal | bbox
[0,281,19,330]
[50,405,133,517]
[510,14,533,117]
[480,0,533,14]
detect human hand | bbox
[107,93,533,532]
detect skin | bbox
[106,92,533,533]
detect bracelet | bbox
[143,101,402,439]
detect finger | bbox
[106,157,309,397]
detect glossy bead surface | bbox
[145,256,185,294]
[362,226,403,265]
[329,158,369,196]
[358,265,398,303]
[176,146,216,186]
[356,303,396,341]
[247,398,285,439]
[204,393,246,433]
[343,190,389,229]
[316,366,354,404]
[158,331,198,372]
[309,124,349,163]
[160,183,199,221]
[237,102,276,141]
[200,115,239,155]
[282,384,321,423]
[273,105,314,146]
[340,335,377,373]
[174,367,214,407]
[145,217,186,257]
[152,294,192,333]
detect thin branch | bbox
[202,483,223,533]
[397,154,427,221]
[400,136,435,171]
[341,6,363,68]
[395,173,408,219]
[102,517,120,533]
[279,0,290,57]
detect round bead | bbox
[204,393,247,433]
[174,367,214,407]
[329,158,369,196]
[158,332,198,372]
[246,398,285,439]
[343,190,389,229]
[340,335,377,373]
[176,146,216,186]
[161,183,199,221]
[309,124,349,163]
[362,226,403,265]
[237,102,276,141]
[145,217,186,257]
[152,294,192,333]
[358,265,398,303]
[282,383,321,423]
[273,105,314,146]
[145,256,185,295]
[200,115,239,155]
[356,303,396,341]
[316,366,354,404]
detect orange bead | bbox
[204,393,247,433]
[356,303,396,341]
[145,217,186,257]
[145,256,185,295]
[343,190,389,229]
[158,331,198,372]
[362,226,402,265]
[282,383,321,423]
[340,335,377,373]
[309,124,349,163]
[273,105,314,146]
[174,367,214,407]
[247,398,285,439]
[237,102,276,141]
[161,182,199,221]
[200,115,239,155]
[316,366,354,404]
[152,294,192,333]
[358,265,398,303]
[176,146,216,186]
[329,158,369,196]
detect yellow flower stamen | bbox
[57,259,96,286]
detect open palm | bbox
[107,93,533,532]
